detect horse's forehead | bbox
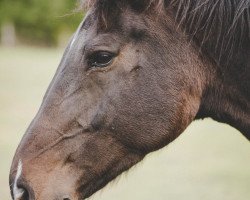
[69,12,96,49]
[83,6,150,34]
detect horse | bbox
[9,0,250,199]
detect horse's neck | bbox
[196,48,250,140]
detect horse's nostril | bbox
[14,182,32,200]
[63,198,70,200]
[22,189,29,200]
[19,186,29,200]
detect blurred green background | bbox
[0,1,250,200]
[0,0,82,46]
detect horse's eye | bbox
[88,51,115,68]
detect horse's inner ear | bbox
[95,0,123,30]
[128,0,167,12]
[128,0,151,12]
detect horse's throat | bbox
[196,73,250,140]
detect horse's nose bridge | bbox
[14,91,89,159]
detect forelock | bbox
[80,0,165,30]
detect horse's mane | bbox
[80,0,250,65]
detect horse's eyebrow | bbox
[129,28,147,41]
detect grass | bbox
[0,46,249,200]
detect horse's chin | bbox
[78,172,120,199]
[77,153,144,199]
